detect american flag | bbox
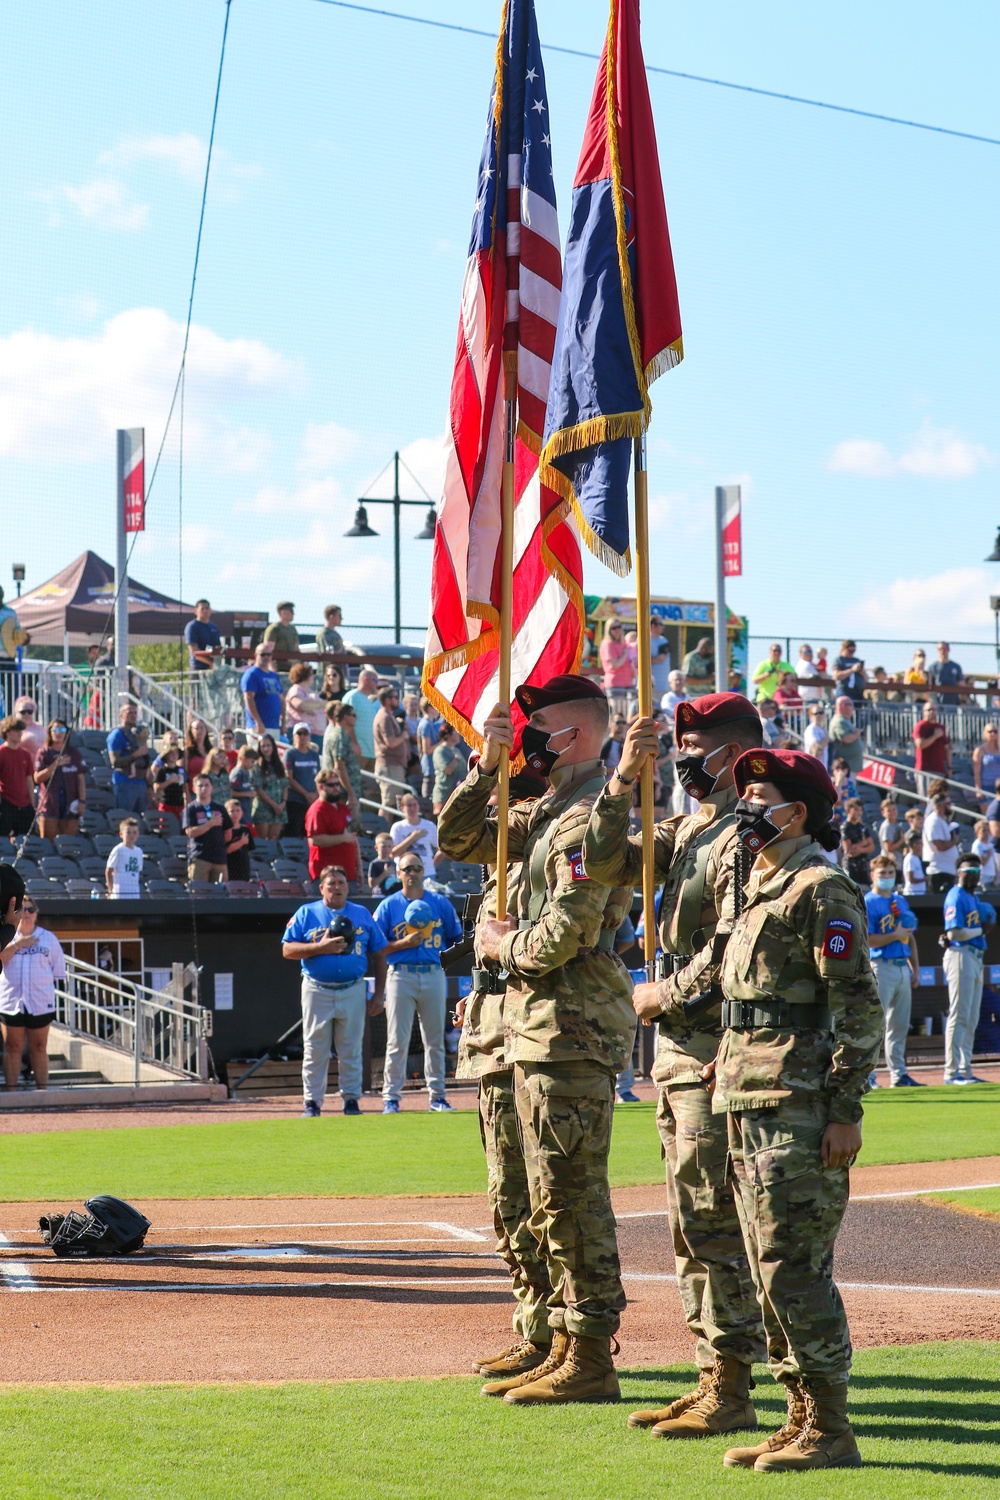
[422,0,583,753]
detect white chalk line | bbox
[0,1231,36,1291]
[617,1180,1000,1217]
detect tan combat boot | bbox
[503,1334,620,1406]
[481,1330,570,1397]
[650,1356,756,1439]
[754,1383,861,1472]
[627,1366,714,1429]
[474,1338,551,1377]
[723,1379,807,1468]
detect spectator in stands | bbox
[183,720,212,784]
[904,649,929,694]
[224,799,255,883]
[107,702,151,816]
[284,663,327,741]
[840,798,875,886]
[922,790,960,894]
[322,701,362,822]
[600,619,634,715]
[282,864,387,1118]
[250,734,288,841]
[183,774,232,884]
[263,601,300,660]
[402,693,422,790]
[829,695,864,774]
[151,742,187,830]
[878,798,906,876]
[902,831,926,896]
[368,832,401,894]
[374,856,463,1113]
[314,604,344,655]
[220,728,238,770]
[202,748,232,806]
[431,725,464,814]
[794,643,823,703]
[318,662,347,704]
[0,898,64,1090]
[830,757,858,805]
[681,635,715,698]
[417,699,442,800]
[0,716,35,839]
[758,697,789,749]
[373,685,409,812]
[284,723,320,839]
[105,818,143,899]
[831,639,867,706]
[228,744,257,823]
[649,615,671,698]
[772,670,803,709]
[390,793,440,880]
[803,703,830,767]
[865,854,921,1087]
[600,712,629,772]
[912,701,952,796]
[660,669,686,719]
[905,806,924,839]
[305,771,359,885]
[184,599,222,672]
[94,636,115,670]
[241,643,284,739]
[0,586,30,693]
[986,782,1000,843]
[929,641,965,706]
[972,818,999,888]
[13,698,45,762]
[941,853,996,1084]
[972,724,1000,806]
[33,720,86,840]
[342,668,379,770]
[751,641,794,702]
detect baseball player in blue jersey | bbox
[941,853,996,1084]
[864,854,920,1087]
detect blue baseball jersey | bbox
[283,899,386,983]
[864,891,917,961]
[373,889,462,967]
[943,886,996,951]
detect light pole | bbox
[344,451,436,642]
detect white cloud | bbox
[828,423,993,479]
[394,434,447,502]
[646,490,710,537]
[299,422,361,473]
[252,476,345,516]
[848,567,996,637]
[0,307,296,466]
[43,177,148,232]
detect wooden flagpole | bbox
[633,434,657,977]
[495,362,517,916]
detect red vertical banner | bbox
[721,483,741,577]
[122,428,145,533]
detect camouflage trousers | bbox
[657,1081,764,1369]
[478,1070,553,1344]
[514,1060,626,1338]
[727,1096,852,1385]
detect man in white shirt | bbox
[389,792,441,880]
[649,615,672,698]
[922,792,960,894]
[105,818,145,898]
[794,644,823,703]
[802,703,830,766]
[659,670,686,720]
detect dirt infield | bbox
[0,1157,997,1383]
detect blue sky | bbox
[1,0,998,656]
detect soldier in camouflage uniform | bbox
[583,692,766,1438]
[438,674,634,1406]
[713,747,883,1473]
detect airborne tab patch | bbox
[822,917,854,959]
[569,851,589,881]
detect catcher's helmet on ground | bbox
[39,1196,151,1256]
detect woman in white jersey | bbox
[0,899,66,1090]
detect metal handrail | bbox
[53,956,210,1083]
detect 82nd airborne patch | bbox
[822,917,854,960]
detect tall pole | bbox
[714,485,727,693]
[392,451,402,643]
[495,366,516,919]
[633,436,657,976]
[114,430,130,705]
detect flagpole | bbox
[495,362,516,917]
[633,434,657,978]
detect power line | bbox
[310,0,1000,149]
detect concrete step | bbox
[0,1081,228,1110]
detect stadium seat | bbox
[65,878,102,899]
[138,835,170,860]
[89,766,114,789]
[83,787,115,812]
[9,859,39,880]
[272,859,309,883]
[55,834,94,859]
[225,880,262,897]
[78,809,109,835]
[278,837,309,861]
[17,835,53,859]
[40,857,81,879]
[187,880,229,898]
[78,856,109,880]
[92,833,120,857]
[158,857,188,882]
[24,879,53,897]
[263,880,306,899]
[79,729,109,751]
[252,838,279,862]
[168,835,189,857]
[145,880,186,900]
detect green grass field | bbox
[925,1186,1000,1219]
[3,1084,999,1201]
[0,1343,995,1499]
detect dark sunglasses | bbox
[21,905,37,914]
[399,865,422,874]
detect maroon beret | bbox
[514,673,607,716]
[675,692,759,735]
[733,747,837,804]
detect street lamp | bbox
[985,528,1000,563]
[343,451,437,641]
[11,564,25,598]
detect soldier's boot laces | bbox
[650,1356,756,1439]
[502,1334,621,1406]
[627,1365,714,1429]
[753,1384,862,1472]
[723,1379,807,1468]
[474,1338,551,1377]
[480,1331,570,1397]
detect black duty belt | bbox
[722,1000,833,1032]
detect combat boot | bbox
[503,1334,620,1406]
[474,1338,551,1377]
[650,1356,756,1439]
[754,1382,861,1472]
[627,1366,713,1429]
[481,1330,569,1397]
[723,1379,807,1468]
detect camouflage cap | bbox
[514,673,606,716]
[733,747,837,804]
[675,691,759,735]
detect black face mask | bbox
[520,724,575,779]
[734,798,793,855]
[675,745,727,801]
